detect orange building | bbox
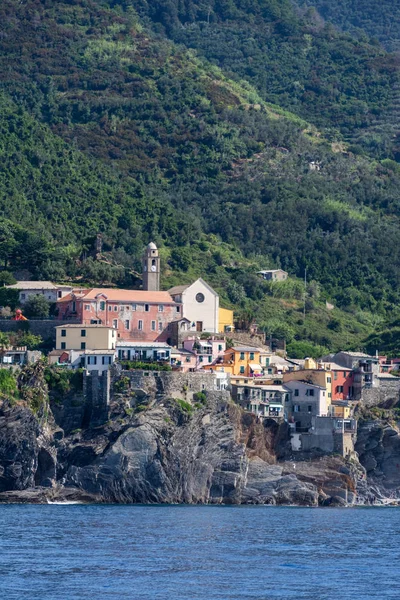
[204,346,263,377]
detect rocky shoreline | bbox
[1,364,400,506]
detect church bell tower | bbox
[142,242,160,291]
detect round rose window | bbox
[196,293,205,303]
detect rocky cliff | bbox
[0,366,369,506]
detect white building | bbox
[168,278,219,333]
[6,281,73,304]
[116,341,172,363]
[284,380,328,430]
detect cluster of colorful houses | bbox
[4,243,400,455]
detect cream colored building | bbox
[55,324,116,351]
[169,278,219,333]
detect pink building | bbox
[57,288,180,342]
[183,336,226,370]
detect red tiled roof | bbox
[57,288,175,304]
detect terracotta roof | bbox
[55,324,113,329]
[57,288,175,304]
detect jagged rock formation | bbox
[356,414,400,500]
[0,384,365,505]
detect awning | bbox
[249,363,263,371]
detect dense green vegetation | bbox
[0,0,399,353]
[123,0,398,151]
[299,0,400,52]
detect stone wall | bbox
[117,369,230,402]
[82,371,110,427]
[361,378,400,408]
[0,319,79,342]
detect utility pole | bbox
[303,267,307,321]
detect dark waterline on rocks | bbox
[0,504,398,599]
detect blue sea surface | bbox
[0,505,398,599]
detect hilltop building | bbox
[257,270,288,282]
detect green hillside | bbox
[298,0,400,52]
[0,0,399,353]
[124,0,398,155]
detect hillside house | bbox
[116,341,171,364]
[57,288,179,342]
[257,270,288,282]
[284,380,328,431]
[206,346,263,377]
[56,324,116,351]
[6,281,73,304]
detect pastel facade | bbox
[208,346,262,377]
[170,348,197,372]
[168,278,219,333]
[183,336,226,370]
[283,368,332,405]
[56,324,116,351]
[57,288,179,342]
[284,380,328,431]
[232,383,290,419]
[321,362,355,401]
[218,307,234,333]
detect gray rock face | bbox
[356,417,400,498]
[0,390,364,506]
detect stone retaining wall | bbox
[361,378,400,408]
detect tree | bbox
[24,295,50,318]
[0,271,16,286]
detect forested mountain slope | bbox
[298,0,400,52]
[122,0,399,156]
[0,0,400,352]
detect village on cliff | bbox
[1,242,399,458]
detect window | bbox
[328,393,332,398]
[176,306,180,313]
[57,291,62,299]
[138,320,143,330]
[294,405,301,412]
[114,306,118,311]
[294,389,299,397]
[199,356,203,363]
[196,293,205,303]
[21,293,26,300]
[81,329,86,337]
[240,352,245,360]
[208,356,212,363]
[61,342,66,350]
[113,319,118,329]
[151,321,156,331]
[108,356,112,364]
[265,358,270,367]
[132,304,136,311]
[306,389,315,397]
[85,304,90,310]
[61,329,66,337]
[327,376,331,383]
[158,305,164,312]
[108,306,112,311]
[145,304,149,312]
[218,345,223,352]
[88,356,97,365]
[99,301,105,311]
[250,352,254,360]
[308,405,312,413]
[240,366,245,374]
[125,320,130,330]
[158,322,163,331]
[72,301,76,312]
[334,371,338,380]
[81,342,86,350]
[336,386,344,393]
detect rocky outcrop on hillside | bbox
[0,384,366,506]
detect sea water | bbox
[0,505,398,599]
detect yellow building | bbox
[206,346,262,377]
[282,368,333,405]
[218,307,234,333]
[329,404,352,419]
[55,324,116,351]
